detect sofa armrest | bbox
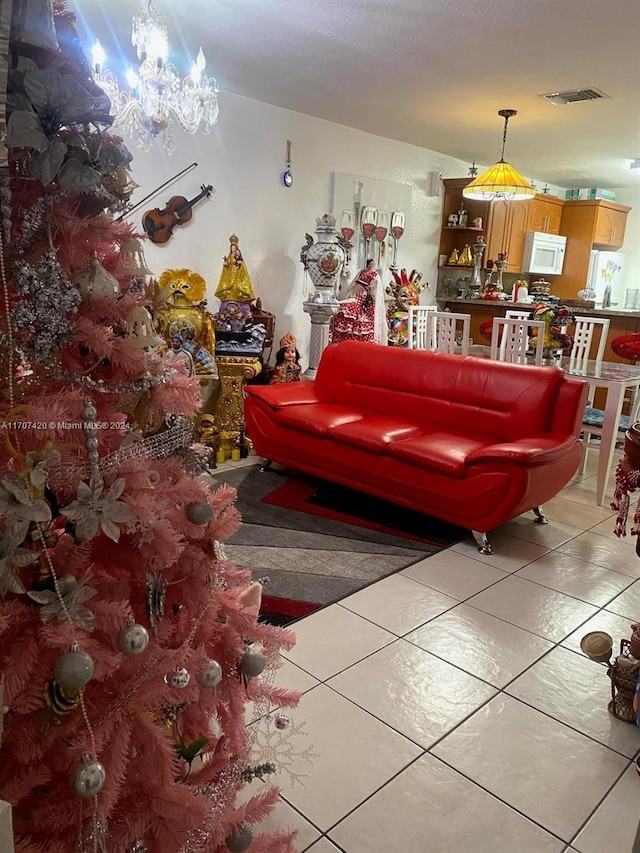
[467,434,579,466]
[245,380,322,410]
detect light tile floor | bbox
[215,454,640,852]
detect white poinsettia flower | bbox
[0,528,37,597]
[0,474,52,543]
[61,474,134,542]
[6,109,49,152]
[23,67,108,127]
[27,571,97,631]
[25,448,61,490]
[57,157,102,191]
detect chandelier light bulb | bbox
[92,40,105,72]
[125,68,139,90]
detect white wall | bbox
[614,187,640,296]
[127,91,639,366]
[125,90,474,361]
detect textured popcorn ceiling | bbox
[72,0,640,189]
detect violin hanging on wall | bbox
[142,183,215,244]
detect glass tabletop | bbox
[558,357,640,383]
[464,345,640,384]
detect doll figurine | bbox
[271,332,304,383]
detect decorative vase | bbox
[300,214,345,296]
[300,214,345,378]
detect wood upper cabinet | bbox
[438,178,491,268]
[555,199,632,300]
[592,205,628,247]
[526,194,564,234]
[485,199,530,273]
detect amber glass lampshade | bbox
[463,109,535,201]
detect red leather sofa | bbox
[244,341,588,553]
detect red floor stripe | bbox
[260,594,321,619]
[262,476,446,546]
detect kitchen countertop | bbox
[440,297,640,320]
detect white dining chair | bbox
[490,317,546,365]
[571,315,613,473]
[407,304,437,349]
[569,315,610,371]
[504,309,531,321]
[424,310,471,355]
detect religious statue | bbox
[162,334,195,377]
[215,234,255,303]
[156,268,218,377]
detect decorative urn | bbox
[300,214,346,378]
[300,214,346,302]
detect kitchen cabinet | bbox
[556,199,632,300]
[485,199,530,273]
[438,178,490,268]
[592,205,628,247]
[526,194,564,234]
[439,178,531,274]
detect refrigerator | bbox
[587,250,625,308]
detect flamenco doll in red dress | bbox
[329,259,388,345]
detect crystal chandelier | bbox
[92,1,219,154]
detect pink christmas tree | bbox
[0,3,300,851]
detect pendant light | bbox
[463,109,535,201]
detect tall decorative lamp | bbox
[463,110,535,201]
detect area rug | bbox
[213,464,465,622]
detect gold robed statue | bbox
[215,234,255,303]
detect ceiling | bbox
[70,0,640,189]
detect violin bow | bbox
[116,162,198,222]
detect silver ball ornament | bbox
[185,501,213,525]
[70,754,106,798]
[165,666,191,689]
[274,714,290,730]
[196,659,223,688]
[239,649,266,679]
[117,621,150,656]
[54,644,94,690]
[225,823,253,852]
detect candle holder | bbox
[470,239,486,291]
[494,258,507,291]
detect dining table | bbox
[557,356,640,506]
[464,345,640,506]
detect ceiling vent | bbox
[539,88,610,105]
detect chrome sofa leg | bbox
[532,506,548,525]
[472,530,493,555]
[259,459,272,473]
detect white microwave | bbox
[521,231,567,276]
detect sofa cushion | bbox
[328,417,424,452]
[315,342,564,442]
[274,404,364,436]
[388,431,492,477]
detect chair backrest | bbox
[424,311,471,355]
[570,315,610,369]
[407,304,437,349]
[490,317,546,365]
[505,310,531,321]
